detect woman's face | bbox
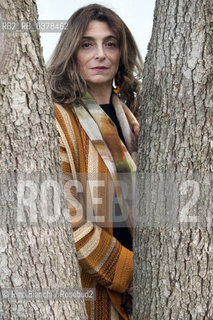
[76,20,121,89]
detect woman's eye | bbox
[82,42,93,48]
[106,41,117,47]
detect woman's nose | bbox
[95,45,106,60]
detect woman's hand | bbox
[127,280,133,296]
[132,122,139,145]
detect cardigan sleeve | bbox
[54,104,133,294]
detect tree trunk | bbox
[0,0,87,319]
[134,0,213,319]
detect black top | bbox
[100,102,132,251]
[100,103,127,147]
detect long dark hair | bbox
[47,4,143,115]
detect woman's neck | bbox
[87,83,112,105]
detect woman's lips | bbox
[91,67,109,71]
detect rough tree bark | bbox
[0,0,87,319]
[134,0,213,319]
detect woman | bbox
[48,4,143,320]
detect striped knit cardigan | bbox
[54,97,137,320]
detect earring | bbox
[114,70,122,94]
